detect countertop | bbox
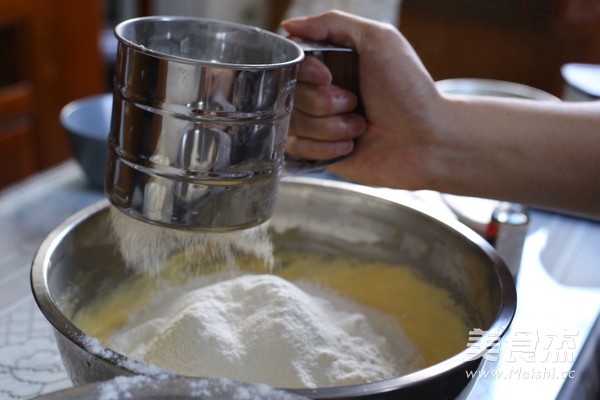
[1,161,599,399]
[462,211,600,399]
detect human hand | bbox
[284,11,600,218]
[282,11,445,189]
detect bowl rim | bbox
[60,93,113,139]
[435,78,560,102]
[33,375,310,400]
[30,177,517,398]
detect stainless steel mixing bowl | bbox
[31,178,516,399]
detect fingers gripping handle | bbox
[284,41,361,174]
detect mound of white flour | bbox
[107,274,420,388]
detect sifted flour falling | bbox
[107,273,421,388]
[109,207,274,275]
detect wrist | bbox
[420,95,473,193]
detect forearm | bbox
[431,96,600,217]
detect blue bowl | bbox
[60,93,112,189]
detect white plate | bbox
[561,63,600,98]
[441,194,500,235]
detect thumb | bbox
[281,10,382,53]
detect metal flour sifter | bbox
[104,16,358,272]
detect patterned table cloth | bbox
[0,162,104,399]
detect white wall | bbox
[284,0,401,26]
[151,0,269,28]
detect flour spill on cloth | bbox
[109,207,274,275]
[107,273,422,388]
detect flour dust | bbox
[109,206,274,275]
